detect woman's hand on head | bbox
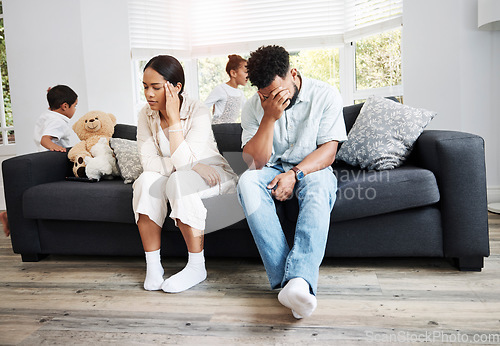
[164,82,181,123]
[193,163,221,187]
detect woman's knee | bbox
[165,171,201,199]
[134,171,167,200]
[135,171,163,189]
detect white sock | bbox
[144,249,164,291]
[161,250,207,293]
[278,277,317,319]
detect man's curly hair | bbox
[246,45,290,89]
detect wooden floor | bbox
[1,214,499,345]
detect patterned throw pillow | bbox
[336,96,436,170]
[110,138,143,183]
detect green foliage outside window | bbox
[1,13,12,127]
[355,28,402,90]
[290,48,340,89]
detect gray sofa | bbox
[2,102,490,270]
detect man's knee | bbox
[237,169,261,195]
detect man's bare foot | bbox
[0,211,10,237]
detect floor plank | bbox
[1,213,499,345]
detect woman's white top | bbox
[136,94,237,181]
[157,129,171,157]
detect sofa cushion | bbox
[284,163,440,223]
[212,123,247,175]
[212,123,242,153]
[23,180,136,223]
[332,164,440,221]
[23,179,248,232]
[113,124,137,140]
[337,96,436,170]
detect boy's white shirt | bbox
[33,110,73,151]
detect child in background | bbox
[204,54,248,124]
[34,85,78,152]
[0,86,79,237]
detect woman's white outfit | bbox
[132,95,238,231]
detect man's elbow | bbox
[242,149,267,170]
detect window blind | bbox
[345,0,403,42]
[128,0,402,58]
[189,0,345,56]
[128,0,189,58]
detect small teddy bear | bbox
[68,110,119,180]
[84,137,120,180]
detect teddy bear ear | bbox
[72,119,82,134]
[107,113,117,126]
[72,118,87,140]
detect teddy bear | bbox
[68,110,119,180]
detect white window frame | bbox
[342,26,404,105]
[0,6,15,156]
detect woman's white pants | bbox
[133,169,235,231]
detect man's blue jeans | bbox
[237,165,337,295]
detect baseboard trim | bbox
[487,186,500,204]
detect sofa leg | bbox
[454,256,484,271]
[21,253,47,262]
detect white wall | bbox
[3,0,87,155]
[403,0,500,203]
[79,0,135,121]
[3,0,135,156]
[493,25,500,203]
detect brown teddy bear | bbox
[68,110,119,179]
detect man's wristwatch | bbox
[291,166,305,181]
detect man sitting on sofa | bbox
[236,45,347,319]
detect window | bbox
[290,48,340,90]
[0,1,13,149]
[353,27,403,103]
[131,59,147,116]
[128,0,403,113]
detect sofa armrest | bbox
[414,130,489,260]
[2,151,69,260]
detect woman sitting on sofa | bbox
[133,55,238,293]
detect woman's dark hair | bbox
[47,85,78,110]
[144,55,185,94]
[246,45,290,89]
[225,54,246,77]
